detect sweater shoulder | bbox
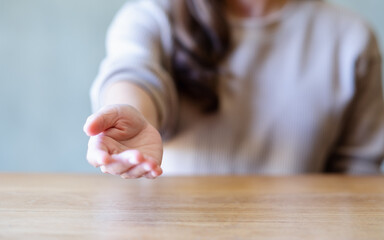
[107,0,173,53]
[297,0,379,57]
[299,0,373,33]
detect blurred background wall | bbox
[0,0,383,173]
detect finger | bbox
[103,150,145,175]
[83,105,119,136]
[121,166,162,179]
[144,168,162,179]
[111,149,145,164]
[152,164,163,177]
[102,159,137,175]
[121,159,162,179]
[86,136,114,167]
[120,162,154,179]
[87,148,112,168]
[100,165,109,174]
[142,154,163,177]
[144,172,156,179]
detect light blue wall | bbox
[0,0,383,172]
[0,0,128,172]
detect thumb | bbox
[83,105,119,136]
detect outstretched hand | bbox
[83,105,163,179]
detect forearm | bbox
[102,81,159,129]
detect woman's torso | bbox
[160,0,375,175]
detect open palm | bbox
[84,105,163,179]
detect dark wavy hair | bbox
[171,0,231,112]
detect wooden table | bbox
[0,174,383,239]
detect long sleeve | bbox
[90,0,178,138]
[327,30,384,174]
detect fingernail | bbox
[151,171,157,177]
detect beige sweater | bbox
[91,0,384,175]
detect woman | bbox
[84,0,384,178]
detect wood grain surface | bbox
[0,174,383,240]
